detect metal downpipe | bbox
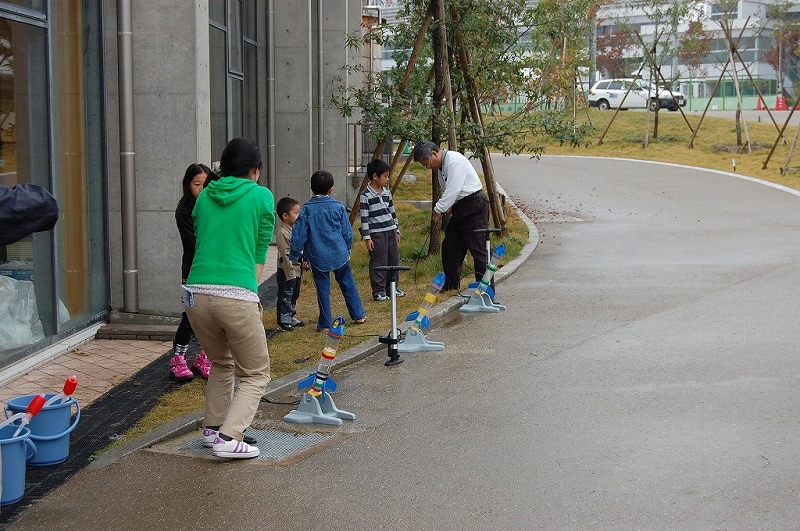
[317,0,324,169]
[267,0,276,192]
[117,0,139,313]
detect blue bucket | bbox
[5,394,80,466]
[0,425,36,506]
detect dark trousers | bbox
[368,229,400,296]
[276,269,301,325]
[174,312,194,347]
[442,192,489,291]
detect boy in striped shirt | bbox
[360,159,403,301]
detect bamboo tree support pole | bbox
[598,30,663,145]
[597,58,650,145]
[720,21,785,145]
[428,0,447,256]
[348,8,433,224]
[387,139,408,184]
[719,22,751,153]
[391,143,415,195]
[435,0,457,150]
[688,24,747,148]
[762,101,799,169]
[688,65,728,148]
[632,30,694,137]
[450,4,505,230]
[780,116,800,174]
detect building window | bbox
[710,3,737,21]
[0,1,105,364]
[1,0,44,13]
[209,0,258,163]
[209,25,226,160]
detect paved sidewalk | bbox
[0,339,171,406]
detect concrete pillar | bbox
[104,0,211,315]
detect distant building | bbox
[595,1,797,109]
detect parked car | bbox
[588,78,686,111]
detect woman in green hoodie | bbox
[184,137,275,459]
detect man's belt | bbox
[453,190,483,207]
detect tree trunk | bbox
[435,0,456,151]
[348,7,433,224]
[428,0,445,256]
[450,4,505,230]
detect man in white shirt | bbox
[413,141,489,291]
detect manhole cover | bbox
[167,427,339,463]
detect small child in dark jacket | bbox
[171,163,217,381]
[275,196,306,332]
[289,170,366,331]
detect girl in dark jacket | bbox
[170,163,217,380]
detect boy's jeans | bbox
[311,261,365,330]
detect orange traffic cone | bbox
[775,96,787,111]
[756,97,766,110]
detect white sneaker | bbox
[202,428,218,448]
[212,437,260,459]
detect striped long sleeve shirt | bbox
[359,184,398,240]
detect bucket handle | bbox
[25,437,38,462]
[26,400,81,442]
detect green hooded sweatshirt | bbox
[187,176,275,293]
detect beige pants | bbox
[186,294,271,440]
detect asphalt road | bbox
[9,156,800,529]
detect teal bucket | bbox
[0,425,36,506]
[5,394,80,466]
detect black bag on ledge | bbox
[0,183,59,245]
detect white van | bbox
[588,78,686,111]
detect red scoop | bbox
[27,393,46,416]
[63,375,78,396]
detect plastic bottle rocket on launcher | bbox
[470,244,505,299]
[0,393,46,436]
[44,375,78,407]
[405,272,445,330]
[298,316,345,400]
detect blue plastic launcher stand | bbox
[460,244,507,314]
[283,317,356,426]
[283,391,355,427]
[459,288,506,313]
[398,272,446,353]
[397,326,445,353]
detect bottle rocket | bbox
[475,244,505,295]
[284,314,356,426]
[300,316,345,399]
[405,272,445,331]
[43,375,79,407]
[0,393,47,436]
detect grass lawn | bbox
[536,108,800,191]
[115,107,800,447]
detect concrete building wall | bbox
[272,0,362,205]
[274,0,315,202]
[104,0,211,316]
[103,0,361,316]
[324,1,362,207]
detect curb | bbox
[90,192,539,469]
